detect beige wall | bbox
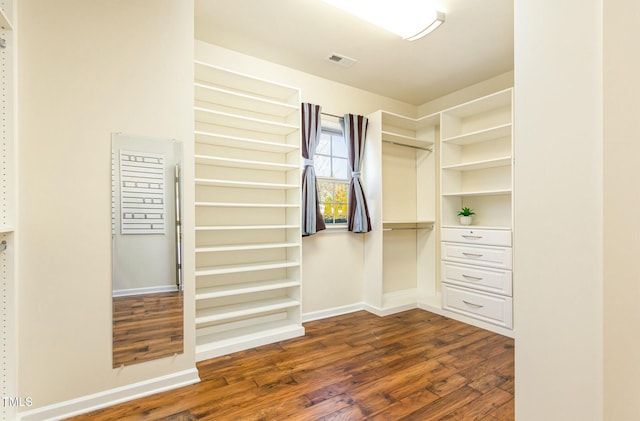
[603,0,640,419]
[195,41,416,315]
[514,0,604,419]
[17,0,195,409]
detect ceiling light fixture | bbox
[323,0,446,41]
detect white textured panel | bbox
[119,150,166,234]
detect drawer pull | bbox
[462,252,483,257]
[462,274,483,281]
[462,235,483,240]
[463,300,484,309]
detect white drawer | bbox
[441,228,512,247]
[441,262,512,296]
[442,284,513,328]
[441,242,512,270]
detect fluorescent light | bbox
[323,0,446,41]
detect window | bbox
[315,127,349,224]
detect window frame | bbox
[314,123,349,225]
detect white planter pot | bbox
[459,216,473,226]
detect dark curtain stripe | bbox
[341,114,372,233]
[301,103,326,236]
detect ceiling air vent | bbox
[327,53,356,68]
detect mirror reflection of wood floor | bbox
[81,309,513,420]
[112,291,184,367]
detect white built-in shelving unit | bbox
[364,111,438,314]
[193,61,304,361]
[439,88,514,336]
[1,1,16,419]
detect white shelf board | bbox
[195,320,304,361]
[194,107,299,136]
[195,224,298,231]
[381,110,439,129]
[195,260,300,276]
[441,123,512,145]
[381,131,434,150]
[195,297,300,325]
[196,242,299,253]
[441,156,512,172]
[442,188,512,197]
[441,88,512,118]
[195,178,298,190]
[194,60,299,103]
[382,220,435,230]
[195,131,298,153]
[195,154,298,171]
[195,83,297,119]
[0,8,12,30]
[195,201,299,208]
[196,279,300,300]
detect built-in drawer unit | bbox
[442,284,513,329]
[440,242,512,270]
[441,227,511,247]
[441,262,512,296]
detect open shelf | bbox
[441,156,512,171]
[441,124,512,145]
[194,60,299,104]
[196,297,300,325]
[196,279,300,300]
[193,61,303,359]
[195,107,298,136]
[195,224,299,231]
[195,83,297,119]
[195,131,297,153]
[439,88,514,335]
[195,178,298,190]
[442,188,512,197]
[195,260,299,277]
[195,154,298,171]
[195,319,304,361]
[195,201,299,208]
[196,242,299,253]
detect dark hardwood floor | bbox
[76,309,514,420]
[112,291,184,367]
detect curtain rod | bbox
[321,112,342,119]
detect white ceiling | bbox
[195,0,514,105]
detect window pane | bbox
[322,203,335,223]
[316,133,331,155]
[314,155,331,178]
[317,180,333,203]
[335,183,348,204]
[333,157,349,180]
[332,136,348,158]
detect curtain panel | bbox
[301,103,326,236]
[341,114,372,233]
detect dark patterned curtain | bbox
[301,103,326,236]
[341,114,372,233]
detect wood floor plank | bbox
[68,309,514,421]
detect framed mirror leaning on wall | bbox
[111,133,184,367]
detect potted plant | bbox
[457,207,475,225]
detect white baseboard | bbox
[17,368,200,421]
[302,302,366,322]
[112,285,178,297]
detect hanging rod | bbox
[321,112,342,119]
[382,139,433,152]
